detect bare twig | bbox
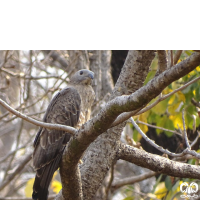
[0,98,77,134]
[130,118,200,159]
[191,131,200,148]
[0,153,32,191]
[191,98,200,108]
[110,76,200,129]
[137,76,200,115]
[2,110,45,123]
[182,109,190,149]
[3,120,24,181]
[0,51,14,69]
[43,50,69,70]
[0,136,33,163]
[112,171,157,190]
[110,108,144,128]
[136,120,182,136]
[1,67,66,81]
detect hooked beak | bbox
[88,72,94,80]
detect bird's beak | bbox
[88,73,94,80]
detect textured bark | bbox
[156,50,167,75]
[1,51,200,200]
[89,51,102,101]
[91,50,114,118]
[118,143,200,179]
[60,164,83,200]
[54,51,200,200]
[80,50,155,200]
[100,50,114,97]
[174,50,183,65]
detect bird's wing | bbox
[33,86,81,169]
[32,87,81,200]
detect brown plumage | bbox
[32,69,95,200]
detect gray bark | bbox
[1,51,200,200]
[81,50,155,199]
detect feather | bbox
[32,69,95,200]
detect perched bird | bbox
[32,69,95,200]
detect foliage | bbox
[135,50,200,138]
[1,50,200,200]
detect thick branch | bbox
[111,71,200,127]
[73,52,200,153]
[118,143,200,179]
[60,164,83,200]
[62,50,155,200]
[111,73,200,127]
[62,52,200,199]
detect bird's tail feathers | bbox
[32,151,63,200]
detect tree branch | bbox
[182,109,191,149]
[136,120,181,136]
[174,50,182,65]
[0,98,77,134]
[60,50,155,200]
[191,98,200,108]
[131,118,200,159]
[111,171,157,190]
[118,143,200,179]
[0,153,32,191]
[60,51,200,199]
[1,51,200,199]
[42,50,69,71]
[156,50,167,75]
[110,74,200,128]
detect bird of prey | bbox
[32,69,95,200]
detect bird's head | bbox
[70,69,94,85]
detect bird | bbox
[32,69,95,200]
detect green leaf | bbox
[156,115,174,137]
[185,50,192,56]
[168,84,172,90]
[188,158,196,165]
[151,98,168,115]
[144,70,156,85]
[147,111,157,124]
[165,176,173,190]
[123,197,134,200]
[172,180,180,192]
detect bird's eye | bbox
[80,71,83,75]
